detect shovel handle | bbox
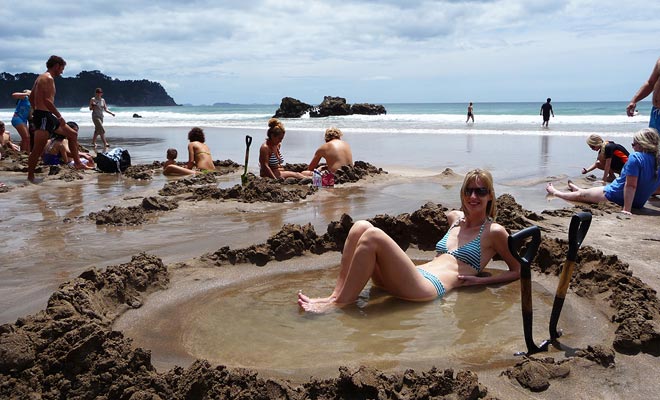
[508,225,541,275]
[245,135,253,148]
[567,212,591,261]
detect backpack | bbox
[96,148,131,173]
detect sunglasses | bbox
[464,187,490,197]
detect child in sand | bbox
[163,148,195,175]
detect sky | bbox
[1,0,659,106]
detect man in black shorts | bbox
[27,55,88,182]
[540,98,554,127]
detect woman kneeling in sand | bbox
[163,127,216,175]
[298,169,521,313]
[547,128,660,215]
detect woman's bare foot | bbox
[298,298,339,313]
[297,291,333,305]
[545,182,558,195]
[567,180,580,192]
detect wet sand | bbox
[1,137,659,398]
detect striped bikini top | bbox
[435,219,488,272]
[268,148,284,167]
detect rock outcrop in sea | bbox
[273,95,386,118]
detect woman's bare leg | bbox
[298,220,372,304]
[298,225,435,312]
[15,124,30,153]
[546,182,607,204]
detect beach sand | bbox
[1,148,659,398]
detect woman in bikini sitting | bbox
[259,118,305,179]
[298,168,521,313]
[164,127,216,175]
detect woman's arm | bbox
[11,92,29,100]
[602,157,613,181]
[459,224,521,286]
[259,144,276,178]
[186,142,195,169]
[621,175,638,214]
[307,148,324,171]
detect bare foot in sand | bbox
[297,298,339,313]
[297,291,333,305]
[72,162,93,170]
[567,180,580,192]
[546,182,558,195]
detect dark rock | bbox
[350,103,386,115]
[311,96,351,118]
[273,97,313,118]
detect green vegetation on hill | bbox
[0,70,177,108]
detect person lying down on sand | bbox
[298,168,521,313]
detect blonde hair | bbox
[324,127,343,142]
[586,134,604,150]
[460,168,496,219]
[633,128,660,178]
[267,118,285,139]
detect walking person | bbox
[89,87,115,148]
[26,55,88,182]
[540,98,554,127]
[11,90,32,152]
[466,102,474,123]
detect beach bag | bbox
[96,147,131,173]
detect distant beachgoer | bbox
[259,118,305,179]
[11,90,31,152]
[163,147,195,175]
[466,102,475,123]
[547,128,660,214]
[581,134,630,182]
[301,127,353,180]
[89,87,115,148]
[186,127,216,172]
[626,57,660,131]
[27,55,88,182]
[298,169,521,313]
[540,98,554,127]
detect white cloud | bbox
[0,0,659,104]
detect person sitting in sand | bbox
[42,122,95,168]
[581,134,629,182]
[547,128,660,215]
[301,127,353,179]
[298,168,521,313]
[186,127,216,172]
[259,118,305,179]
[162,147,195,175]
[0,121,21,154]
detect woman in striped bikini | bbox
[298,168,521,313]
[259,118,305,179]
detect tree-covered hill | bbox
[0,70,177,108]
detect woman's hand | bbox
[457,275,482,287]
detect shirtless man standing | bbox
[27,55,87,182]
[627,57,660,131]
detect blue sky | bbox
[1,0,659,105]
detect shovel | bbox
[508,225,544,355]
[549,212,591,341]
[241,135,253,186]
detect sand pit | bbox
[2,195,659,399]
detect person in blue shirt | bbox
[11,90,31,152]
[547,128,660,215]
